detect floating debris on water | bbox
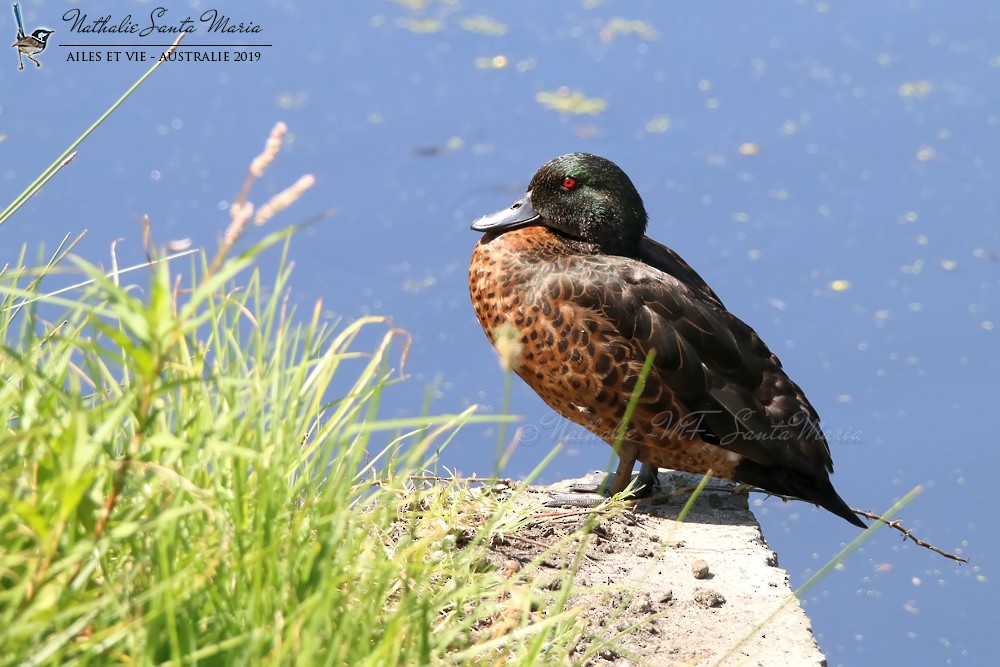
[830,279,852,292]
[898,80,934,98]
[398,17,444,33]
[460,16,507,36]
[536,88,607,115]
[600,17,658,42]
[645,115,672,133]
[474,55,508,69]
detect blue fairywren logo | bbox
[11,2,53,70]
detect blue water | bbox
[2,1,997,664]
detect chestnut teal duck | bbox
[468,152,864,528]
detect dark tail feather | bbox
[814,483,867,529]
[735,461,867,529]
[13,3,26,39]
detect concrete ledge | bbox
[500,470,827,666]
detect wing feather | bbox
[537,242,834,477]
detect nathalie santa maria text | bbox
[63,7,262,37]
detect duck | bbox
[468,152,865,528]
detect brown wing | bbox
[638,236,726,308]
[537,252,834,480]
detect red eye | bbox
[562,176,577,190]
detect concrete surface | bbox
[501,470,828,666]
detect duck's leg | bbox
[608,443,640,495]
[635,462,660,493]
[548,444,657,507]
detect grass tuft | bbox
[0,232,595,665]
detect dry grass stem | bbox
[254,174,316,226]
[224,201,255,246]
[250,121,288,178]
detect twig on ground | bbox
[850,508,968,563]
[748,488,969,564]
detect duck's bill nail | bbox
[470,192,539,231]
